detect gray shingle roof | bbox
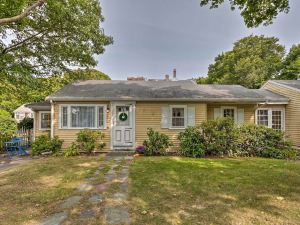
[45,80,288,103]
[26,101,51,111]
[269,80,300,91]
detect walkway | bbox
[40,155,133,225]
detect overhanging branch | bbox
[0,0,47,26]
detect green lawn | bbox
[129,157,300,225]
[0,156,103,225]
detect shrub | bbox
[31,135,63,156]
[261,147,298,160]
[235,124,292,157]
[200,118,236,156]
[0,115,17,150]
[178,126,205,158]
[143,128,172,156]
[18,117,33,130]
[64,143,80,157]
[76,129,105,154]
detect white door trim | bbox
[110,101,136,150]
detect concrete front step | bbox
[106,150,135,157]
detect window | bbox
[15,112,20,120]
[221,107,237,122]
[39,111,51,130]
[60,105,106,129]
[257,109,269,126]
[256,108,284,131]
[170,106,186,128]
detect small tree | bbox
[143,128,172,156]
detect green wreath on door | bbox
[119,112,128,121]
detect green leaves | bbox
[200,0,290,28]
[0,0,113,79]
[200,35,285,89]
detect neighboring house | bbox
[13,104,34,123]
[262,80,300,147]
[27,79,290,151]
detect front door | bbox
[112,103,135,149]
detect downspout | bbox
[33,112,36,141]
[50,100,54,138]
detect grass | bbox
[129,157,300,225]
[0,156,103,225]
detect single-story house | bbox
[262,80,300,146]
[27,79,296,151]
[13,104,34,123]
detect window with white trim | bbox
[256,108,284,131]
[221,107,237,122]
[170,106,186,128]
[39,111,51,130]
[60,105,106,129]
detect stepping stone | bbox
[96,183,109,192]
[40,212,68,225]
[60,196,82,209]
[77,183,94,192]
[119,182,128,192]
[113,192,127,202]
[124,156,133,160]
[94,170,100,175]
[104,172,115,182]
[88,194,103,204]
[79,209,96,220]
[85,177,96,182]
[105,206,130,224]
[113,157,123,161]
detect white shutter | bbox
[103,105,107,129]
[161,106,170,128]
[237,108,244,125]
[214,108,221,119]
[187,106,195,127]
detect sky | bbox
[96,0,300,80]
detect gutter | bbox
[45,97,288,104]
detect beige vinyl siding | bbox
[135,102,207,150]
[34,111,50,137]
[207,104,256,123]
[264,82,300,146]
[52,102,111,150]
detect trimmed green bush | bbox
[63,143,80,157]
[178,126,205,158]
[143,128,172,156]
[0,115,17,150]
[76,129,105,154]
[177,118,295,159]
[235,124,292,157]
[31,135,63,156]
[200,118,236,156]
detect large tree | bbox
[0,0,112,80]
[0,69,111,113]
[200,0,290,28]
[279,44,300,80]
[200,35,285,89]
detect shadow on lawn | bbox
[129,157,300,225]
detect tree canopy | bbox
[197,35,285,89]
[0,0,112,80]
[0,69,111,113]
[200,0,290,28]
[279,44,300,80]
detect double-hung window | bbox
[170,106,187,128]
[221,107,237,123]
[256,108,284,131]
[60,105,106,129]
[39,111,51,130]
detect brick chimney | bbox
[127,76,145,81]
[173,69,177,80]
[165,74,169,80]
